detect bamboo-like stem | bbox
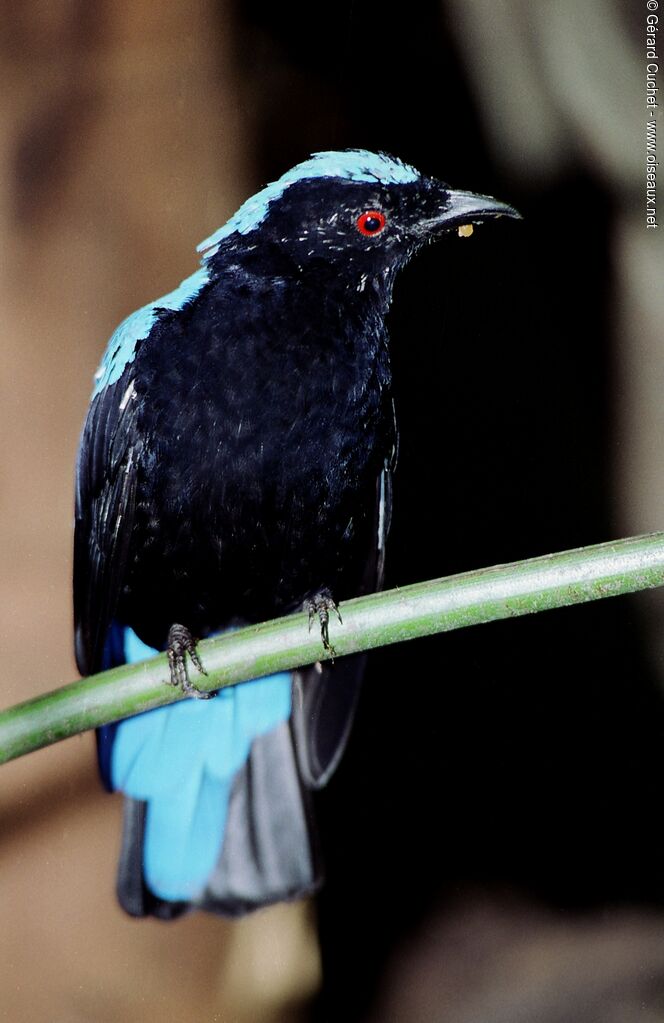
[2,531,664,766]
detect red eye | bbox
[356,210,387,236]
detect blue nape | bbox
[110,628,292,901]
[92,267,210,396]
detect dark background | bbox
[1,1,662,1020]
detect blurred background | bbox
[1,1,663,1020]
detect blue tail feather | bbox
[143,770,233,901]
[103,626,292,902]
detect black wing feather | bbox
[291,454,395,789]
[74,375,141,676]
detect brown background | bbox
[2,2,664,1021]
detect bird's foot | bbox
[166,623,212,699]
[306,590,343,656]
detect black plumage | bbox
[74,149,519,916]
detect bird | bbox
[74,148,520,919]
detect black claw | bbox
[305,590,341,656]
[166,623,213,699]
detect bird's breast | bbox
[126,281,392,628]
[144,288,390,516]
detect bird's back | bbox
[118,259,394,646]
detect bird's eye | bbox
[356,210,387,236]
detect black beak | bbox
[418,188,522,236]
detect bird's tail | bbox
[97,625,326,917]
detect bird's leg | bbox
[305,589,343,656]
[166,623,212,699]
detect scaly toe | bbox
[166,623,212,698]
[304,590,342,656]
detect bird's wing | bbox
[74,373,142,676]
[291,452,395,790]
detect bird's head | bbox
[199,149,520,298]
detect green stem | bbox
[2,531,664,765]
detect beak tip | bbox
[439,189,522,230]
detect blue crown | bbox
[197,149,420,260]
